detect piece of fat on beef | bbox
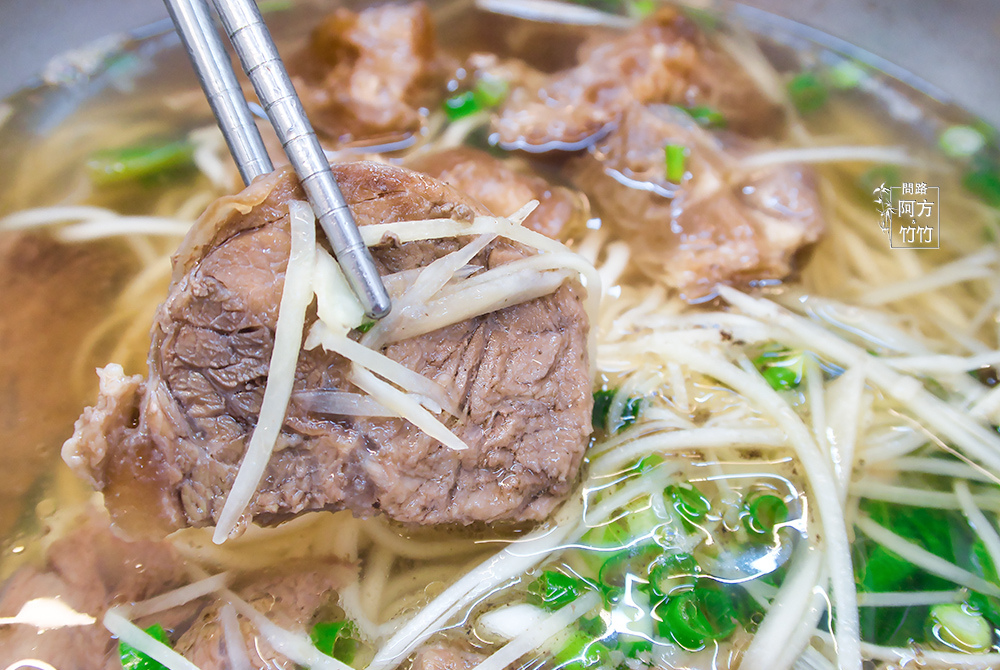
[289,1,453,146]
[491,7,784,152]
[407,147,590,240]
[63,161,593,539]
[175,562,356,670]
[573,104,823,301]
[0,508,188,670]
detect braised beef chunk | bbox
[176,562,356,670]
[64,162,592,537]
[411,644,487,670]
[408,147,589,239]
[573,104,823,300]
[492,8,784,151]
[290,2,452,145]
[0,509,187,670]
[0,503,355,670]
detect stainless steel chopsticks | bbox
[163,0,273,184]
[163,0,391,319]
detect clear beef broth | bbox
[2,2,1000,669]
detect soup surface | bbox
[2,2,1000,670]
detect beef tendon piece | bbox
[408,147,590,240]
[175,562,356,670]
[573,104,823,301]
[63,162,593,538]
[0,508,188,670]
[290,2,452,146]
[492,8,784,151]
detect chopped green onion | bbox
[828,60,867,90]
[765,366,799,390]
[743,494,789,536]
[681,105,726,129]
[598,543,663,594]
[665,483,710,526]
[963,168,1000,207]
[581,520,631,553]
[311,621,357,664]
[855,544,918,593]
[664,144,687,183]
[622,500,666,539]
[634,453,665,473]
[616,636,653,658]
[472,76,509,109]
[87,139,196,186]
[355,320,376,334]
[443,91,480,121]
[120,623,170,670]
[553,630,612,670]
[968,591,1000,631]
[968,539,1000,628]
[527,571,590,611]
[654,591,712,650]
[592,388,642,433]
[852,501,991,646]
[654,586,739,650]
[628,0,656,19]
[582,504,661,576]
[752,347,804,391]
[929,604,993,652]
[855,501,956,594]
[940,125,987,158]
[787,72,828,115]
[695,587,738,639]
[648,552,699,597]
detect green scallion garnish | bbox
[592,388,642,433]
[681,105,726,129]
[665,483,710,526]
[664,144,687,183]
[120,623,171,670]
[311,621,358,664]
[648,552,699,597]
[86,139,196,186]
[787,72,828,115]
[553,630,613,670]
[743,493,789,535]
[653,585,739,650]
[828,60,867,90]
[527,570,589,610]
[628,0,656,19]
[929,603,993,652]
[752,347,804,391]
[940,125,987,158]
[443,91,480,121]
[472,76,509,109]
[963,168,1000,207]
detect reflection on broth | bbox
[2,2,1000,670]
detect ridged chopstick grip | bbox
[211,0,392,319]
[162,0,273,185]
